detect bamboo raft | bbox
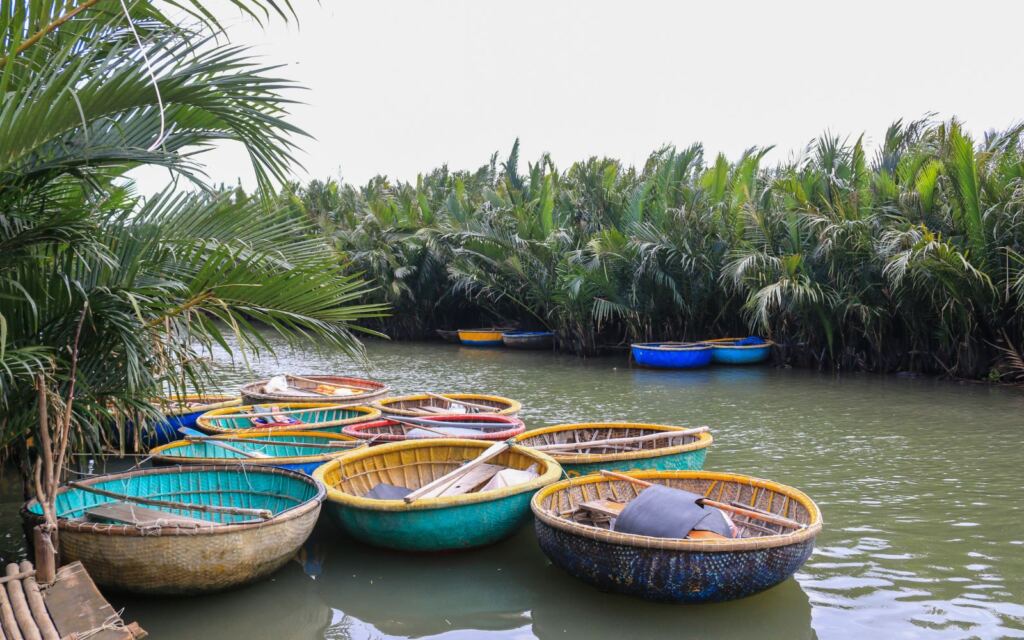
[514,423,712,476]
[240,374,390,405]
[531,470,822,602]
[373,393,521,417]
[0,560,144,639]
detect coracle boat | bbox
[240,374,390,405]
[707,337,774,364]
[197,402,380,435]
[22,465,325,595]
[531,469,822,603]
[502,330,555,350]
[150,430,362,474]
[374,392,521,417]
[314,439,561,551]
[630,342,713,369]
[343,414,526,443]
[458,328,504,347]
[514,423,712,476]
[139,394,241,446]
[435,329,461,343]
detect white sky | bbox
[132,0,1024,194]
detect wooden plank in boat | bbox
[577,499,625,518]
[45,562,143,639]
[85,502,218,528]
[421,464,504,499]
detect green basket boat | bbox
[22,465,324,595]
[196,402,380,435]
[313,439,562,552]
[514,422,712,476]
[150,430,363,475]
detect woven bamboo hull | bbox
[631,343,713,369]
[458,329,504,346]
[501,331,554,349]
[374,393,521,417]
[150,431,358,475]
[534,521,814,602]
[240,375,390,405]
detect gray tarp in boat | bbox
[613,485,733,538]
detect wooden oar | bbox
[403,441,512,503]
[424,392,493,413]
[598,470,805,530]
[67,482,273,520]
[179,427,268,458]
[532,427,709,452]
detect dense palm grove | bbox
[280,121,1024,380]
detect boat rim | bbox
[21,464,326,537]
[531,469,822,552]
[148,430,360,465]
[502,330,554,337]
[313,438,562,512]
[240,374,391,401]
[631,342,712,352]
[196,402,381,434]
[515,422,712,464]
[372,393,521,416]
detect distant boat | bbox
[531,469,822,602]
[457,328,504,347]
[707,337,774,364]
[150,430,361,474]
[502,330,555,350]
[196,402,380,435]
[630,342,713,369]
[240,374,390,405]
[373,392,521,417]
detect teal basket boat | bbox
[708,337,774,364]
[196,402,380,435]
[150,430,363,474]
[514,422,712,477]
[314,439,562,552]
[22,465,324,595]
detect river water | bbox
[5,340,1024,639]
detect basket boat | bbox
[501,330,554,350]
[373,393,521,417]
[435,329,461,344]
[22,465,324,595]
[314,439,562,551]
[342,414,526,443]
[138,394,241,446]
[531,470,822,603]
[240,374,390,405]
[630,342,713,369]
[150,431,362,474]
[196,403,380,435]
[514,423,712,476]
[706,337,774,364]
[457,329,504,347]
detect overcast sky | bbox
[133,0,1024,194]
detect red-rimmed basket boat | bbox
[342,414,526,443]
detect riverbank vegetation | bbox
[281,123,1024,381]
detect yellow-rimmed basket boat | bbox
[373,393,521,417]
[150,430,362,474]
[531,470,822,602]
[313,439,562,551]
[240,374,390,405]
[514,422,712,476]
[706,337,775,364]
[196,402,380,435]
[22,465,325,595]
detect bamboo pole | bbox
[5,564,38,640]
[532,427,709,452]
[0,570,22,640]
[17,563,56,640]
[66,482,273,520]
[598,470,805,530]
[404,442,512,503]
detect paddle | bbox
[598,470,805,530]
[403,441,513,503]
[532,426,709,452]
[178,427,269,458]
[67,482,273,520]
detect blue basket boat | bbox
[630,343,713,369]
[150,430,363,474]
[708,337,774,364]
[22,465,324,595]
[502,330,555,350]
[531,470,822,603]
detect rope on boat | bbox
[66,610,127,639]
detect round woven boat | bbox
[314,439,562,551]
[342,414,526,443]
[150,431,361,474]
[22,465,325,595]
[240,374,390,405]
[373,393,521,417]
[514,422,712,476]
[706,337,775,364]
[196,402,380,435]
[531,470,822,603]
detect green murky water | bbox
[5,341,1024,639]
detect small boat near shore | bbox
[23,465,325,595]
[531,469,822,603]
[314,439,561,551]
[514,423,712,476]
[436,329,461,343]
[374,392,521,417]
[240,374,390,405]
[343,414,526,443]
[502,330,555,350]
[458,328,505,347]
[707,337,774,364]
[150,430,362,474]
[630,342,713,369]
[196,403,380,435]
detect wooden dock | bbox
[0,561,145,640]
